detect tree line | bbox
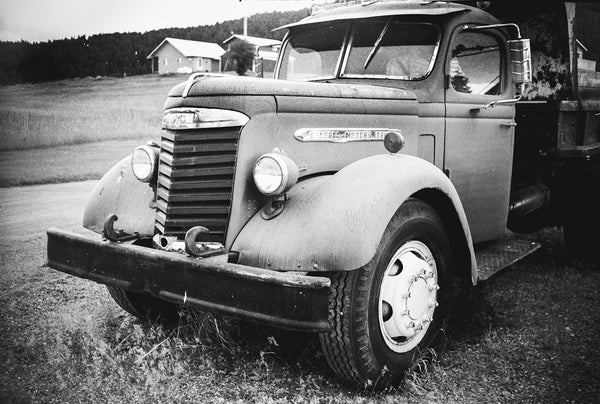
[0,9,309,84]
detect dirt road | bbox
[0,180,96,244]
[0,181,105,402]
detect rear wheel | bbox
[107,286,180,324]
[319,199,453,387]
[561,163,600,257]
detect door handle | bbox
[500,122,517,127]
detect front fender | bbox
[83,156,156,236]
[232,154,477,282]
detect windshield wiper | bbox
[364,21,390,70]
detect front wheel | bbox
[106,286,180,324]
[319,199,453,387]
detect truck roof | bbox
[277,1,479,30]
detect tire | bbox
[106,286,180,324]
[318,198,453,387]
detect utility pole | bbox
[239,0,248,39]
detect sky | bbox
[0,0,313,42]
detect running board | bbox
[475,232,541,281]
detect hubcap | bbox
[378,240,438,353]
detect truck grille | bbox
[155,126,242,243]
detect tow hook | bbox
[184,226,224,258]
[102,214,140,242]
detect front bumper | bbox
[47,228,331,332]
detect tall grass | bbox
[0,75,185,151]
[0,108,156,150]
[46,304,237,402]
[42,298,446,402]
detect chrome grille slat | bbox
[158,175,234,190]
[162,130,239,142]
[169,166,235,179]
[167,143,238,154]
[156,126,241,241]
[160,153,236,167]
[157,188,232,203]
[156,200,230,215]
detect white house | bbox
[147,38,225,74]
[222,34,281,77]
[577,39,597,72]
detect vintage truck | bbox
[47,0,599,387]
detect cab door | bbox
[444,26,515,243]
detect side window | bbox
[450,31,501,95]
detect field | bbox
[0,74,185,187]
[0,76,599,403]
[0,75,184,151]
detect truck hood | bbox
[167,75,417,112]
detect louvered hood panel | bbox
[155,126,242,243]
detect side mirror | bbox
[471,38,532,112]
[509,38,532,84]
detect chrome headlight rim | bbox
[131,145,158,183]
[253,152,298,196]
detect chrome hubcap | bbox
[378,240,438,353]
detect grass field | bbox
[0,76,599,402]
[0,139,143,187]
[0,75,184,151]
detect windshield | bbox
[278,20,439,82]
[278,24,347,81]
[343,21,439,80]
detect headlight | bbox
[253,153,299,196]
[131,145,158,182]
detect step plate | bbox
[476,234,541,281]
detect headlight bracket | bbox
[261,194,288,220]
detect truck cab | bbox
[275,2,516,243]
[47,0,599,387]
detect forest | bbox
[0,9,309,84]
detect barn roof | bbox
[147,38,225,60]
[223,34,281,48]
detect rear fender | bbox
[232,154,477,283]
[83,156,156,236]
